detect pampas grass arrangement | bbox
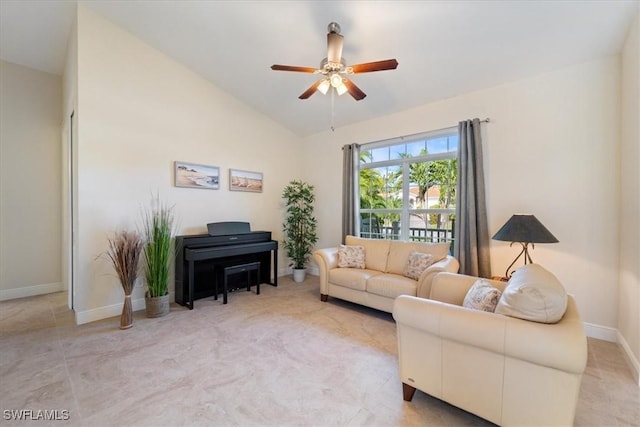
[106,230,144,329]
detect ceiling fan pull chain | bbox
[330,89,335,132]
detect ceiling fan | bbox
[271,22,398,101]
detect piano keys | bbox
[175,221,278,309]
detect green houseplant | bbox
[142,195,175,317]
[282,180,318,282]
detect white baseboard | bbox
[75,297,146,325]
[75,292,177,325]
[617,330,640,386]
[277,267,320,277]
[277,268,289,277]
[0,282,64,301]
[583,322,618,342]
[584,322,640,386]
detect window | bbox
[358,129,458,246]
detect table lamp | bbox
[492,214,559,278]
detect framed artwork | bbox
[174,161,220,189]
[229,169,263,192]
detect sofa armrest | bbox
[429,272,506,305]
[416,256,460,299]
[313,247,339,295]
[504,297,587,374]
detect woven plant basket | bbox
[145,293,170,318]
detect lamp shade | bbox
[492,214,558,243]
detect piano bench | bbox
[219,262,261,304]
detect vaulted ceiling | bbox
[1,0,638,136]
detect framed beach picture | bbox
[229,169,263,192]
[174,161,220,189]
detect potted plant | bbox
[105,230,144,329]
[142,195,175,317]
[282,180,318,282]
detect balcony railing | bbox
[360,225,454,244]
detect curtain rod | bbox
[347,118,491,149]
[424,118,491,136]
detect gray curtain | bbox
[454,119,491,277]
[342,143,359,243]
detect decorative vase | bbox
[120,295,134,329]
[145,293,170,318]
[292,268,306,283]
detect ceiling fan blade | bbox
[271,64,318,73]
[299,80,322,99]
[350,59,399,73]
[343,79,366,101]
[327,32,344,64]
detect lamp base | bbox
[504,242,535,278]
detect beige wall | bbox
[71,7,301,323]
[619,12,640,382]
[302,56,621,339]
[0,60,62,299]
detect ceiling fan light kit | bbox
[271,22,398,101]
[317,79,331,95]
[335,80,348,96]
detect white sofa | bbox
[392,265,588,426]
[313,235,459,313]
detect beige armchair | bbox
[392,266,588,426]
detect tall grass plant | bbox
[142,196,175,298]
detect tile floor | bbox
[1,275,638,426]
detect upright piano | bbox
[175,221,278,309]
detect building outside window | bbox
[358,128,458,248]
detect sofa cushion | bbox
[367,274,417,299]
[463,279,502,312]
[386,241,450,275]
[403,251,435,280]
[337,245,365,269]
[495,264,567,323]
[328,268,382,291]
[345,236,390,272]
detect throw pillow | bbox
[495,264,568,323]
[337,245,365,269]
[403,251,434,280]
[463,279,502,312]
